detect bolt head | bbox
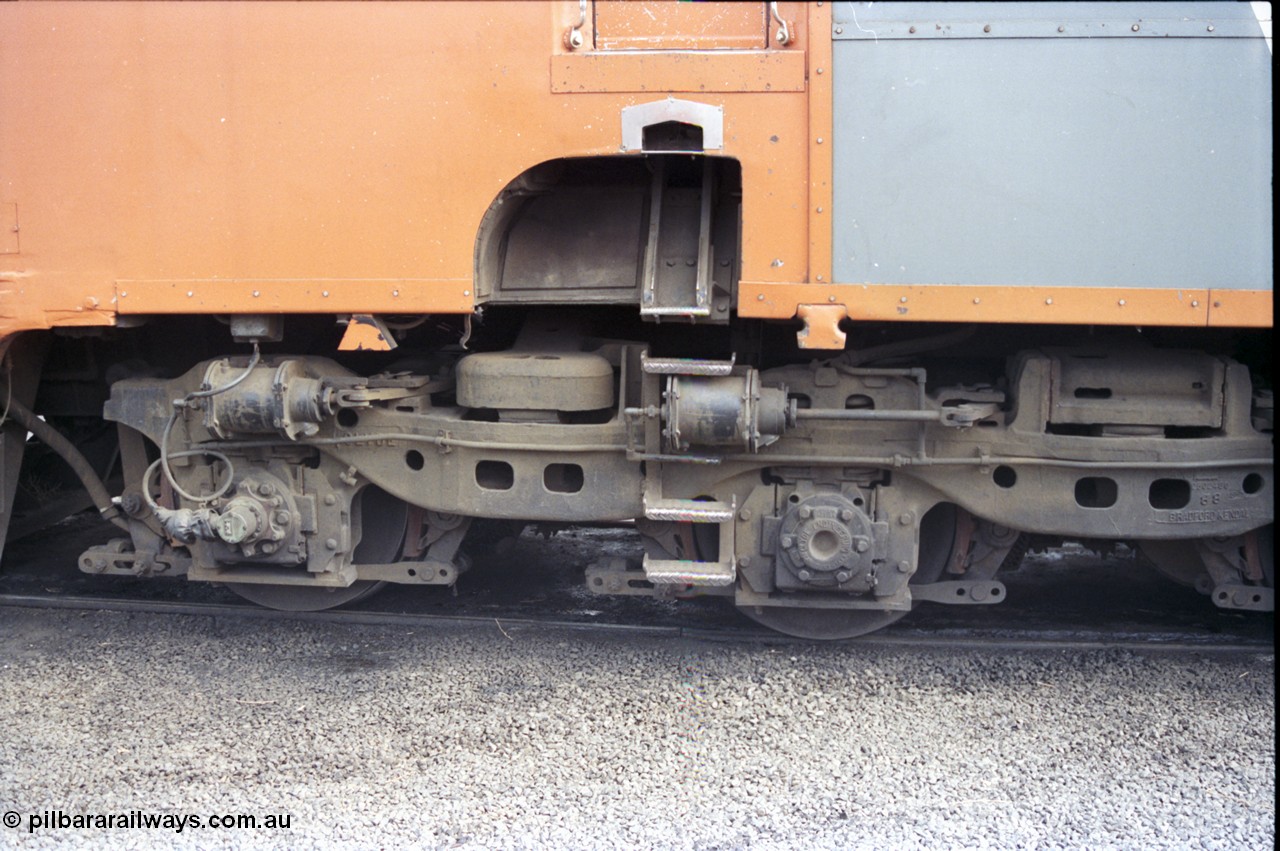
[798,569,813,581]
[325,538,339,550]
[836,571,851,583]
[120,493,144,516]
[798,506,813,519]
[897,560,911,573]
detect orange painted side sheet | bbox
[0,1,814,338]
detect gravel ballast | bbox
[0,607,1273,849]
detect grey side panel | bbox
[831,2,1273,289]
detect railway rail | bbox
[0,592,1271,655]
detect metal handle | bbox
[770,2,792,45]
[565,0,586,50]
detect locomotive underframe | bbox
[79,326,1272,626]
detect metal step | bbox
[643,498,734,523]
[639,306,712,318]
[642,554,736,587]
[641,354,736,376]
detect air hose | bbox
[1,393,129,531]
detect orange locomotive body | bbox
[0,2,1271,637]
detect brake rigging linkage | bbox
[629,368,1002,456]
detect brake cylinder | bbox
[202,360,335,440]
[663,371,793,453]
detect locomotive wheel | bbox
[739,503,959,640]
[226,486,408,612]
[224,577,386,612]
[1139,524,1275,593]
[1137,540,1210,589]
